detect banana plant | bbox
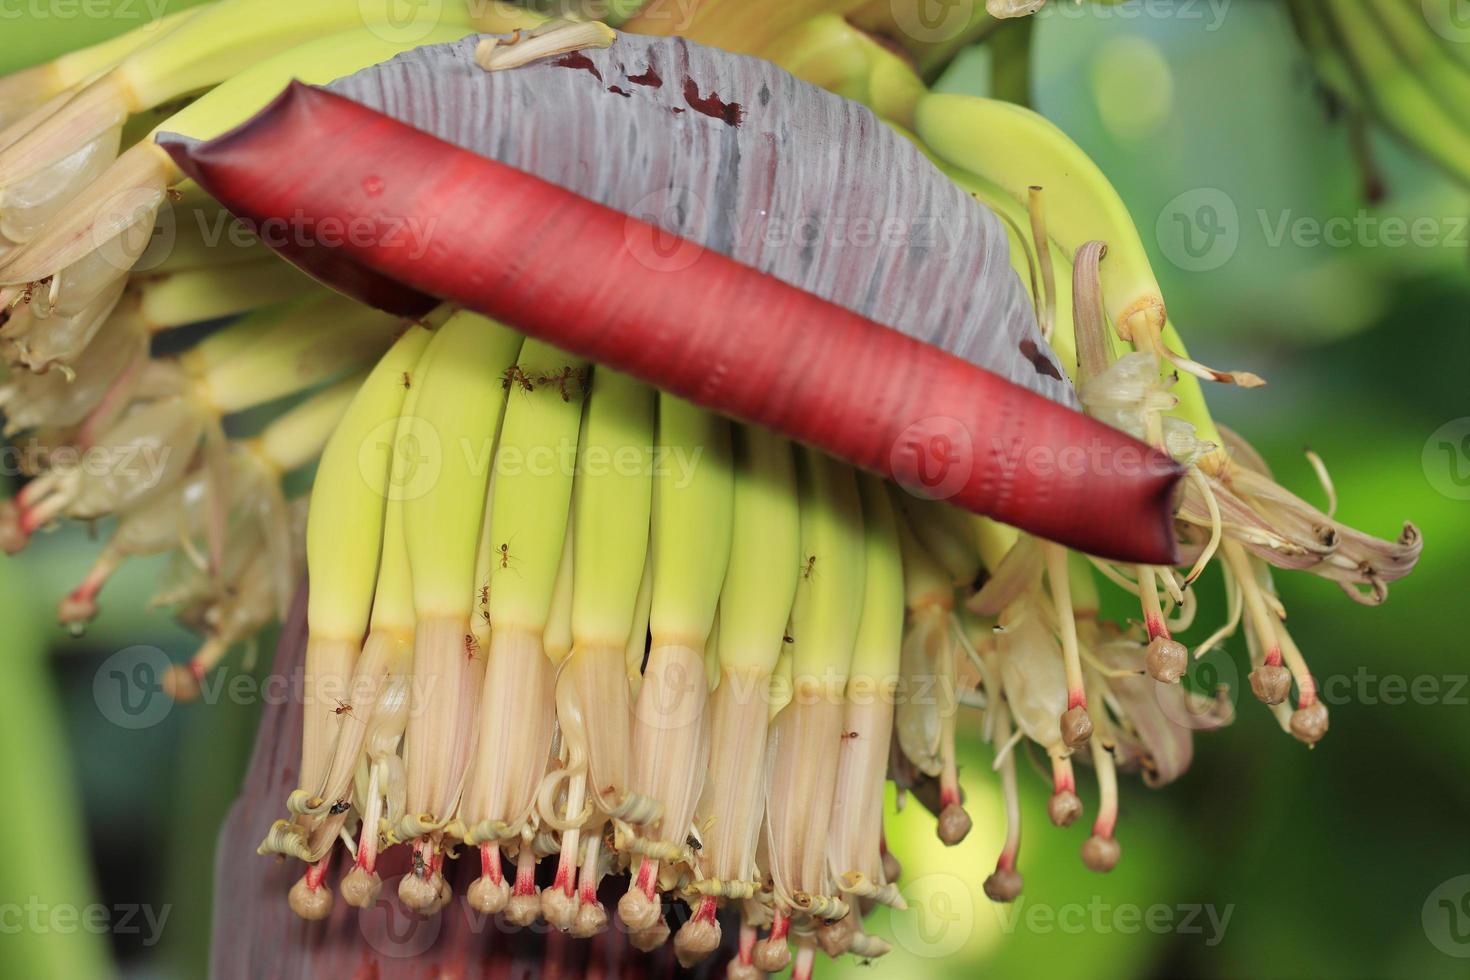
[0,4,1428,979]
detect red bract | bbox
[161,83,1181,565]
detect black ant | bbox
[802,555,817,579]
[329,799,351,815]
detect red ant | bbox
[501,365,534,392]
[332,699,354,717]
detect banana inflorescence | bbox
[0,1,1423,976]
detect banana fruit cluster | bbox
[1290,0,1470,190]
[0,1,1424,976]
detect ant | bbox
[477,583,490,605]
[498,543,514,569]
[782,633,794,645]
[685,834,702,853]
[841,730,859,741]
[802,555,817,579]
[501,365,534,392]
[400,371,412,390]
[329,799,351,815]
[464,634,479,660]
[539,365,588,403]
[332,699,354,717]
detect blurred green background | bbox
[0,2,1466,979]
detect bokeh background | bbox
[1,2,1466,978]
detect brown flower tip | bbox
[57,591,98,627]
[1146,637,1188,684]
[0,500,28,556]
[340,867,381,909]
[674,917,722,967]
[727,962,762,980]
[816,916,854,958]
[571,901,608,939]
[541,887,579,931]
[1081,834,1121,872]
[753,936,792,974]
[162,664,201,702]
[466,875,509,914]
[983,867,1024,903]
[617,887,662,932]
[397,872,440,913]
[630,918,672,953]
[288,875,334,920]
[1048,789,1083,828]
[1249,664,1293,705]
[505,892,542,927]
[1060,705,1093,748]
[937,803,973,845]
[1289,701,1329,745]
